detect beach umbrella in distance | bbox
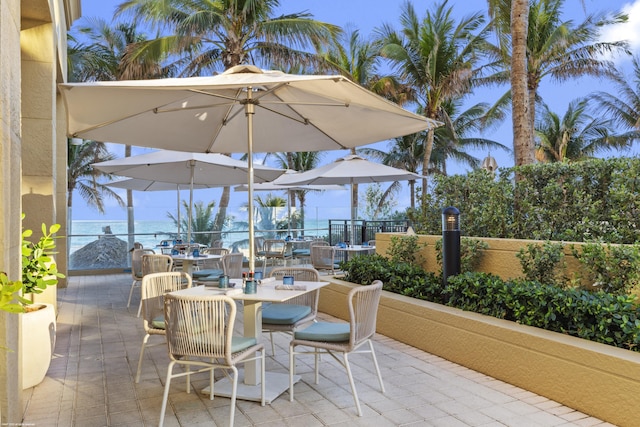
[278,155,425,242]
[60,64,440,272]
[234,169,346,233]
[94,150,285,244]
[106,178,219,241]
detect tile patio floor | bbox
[22,273,616,427]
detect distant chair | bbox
[128,248,155,312]
[289,280,385,416]
[135,271,192,384]
[137,254,174,317]
[223,252,244,278]
[310,245,339,274]
[191,247,229,280]
[262,267,321,354]
[160,293,265,427]
[292,239,328,265]
[262,239,292,274]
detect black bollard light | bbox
[442,207,461,285]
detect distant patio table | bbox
[170,253,222,276]
[171,279,328,403]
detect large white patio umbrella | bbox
[94,150,285,244]
[278,155,425,242]
[60,65,439,271]
[106,178,218,241]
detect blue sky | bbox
[74,0,640,221]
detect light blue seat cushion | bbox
[292,249,310,257]
[151,315,165,329]
[192,268,224,278]
[197,275,222,282]
[231,336,258,353]
[262,304,311,325]
[294,322,350,342]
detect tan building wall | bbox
[0,0,79,422]
[375,233,593,287]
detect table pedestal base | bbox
[202,371,300,404]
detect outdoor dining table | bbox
[170,253,222,276]
[170,279,329,403]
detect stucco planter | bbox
[319,277,640,427]
[20,303,56,389]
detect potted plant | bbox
[18,214,64,389]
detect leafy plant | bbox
[570,242,640,295]
[0,274,25,313]
[516,241,566,287]
[21,215,65,301]
[385,235,426,266]
[435,237,489,273]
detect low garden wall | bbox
[319,277,640,427]
[374,232,586,283]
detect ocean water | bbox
[69,218,330,255]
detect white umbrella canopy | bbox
[94,150,285,244]
[279,155,425,242]
[60,65,440,271]
[106,178,218,240]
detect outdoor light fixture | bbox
[481,154,498,173]
[442,207,461,285]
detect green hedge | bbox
[409,157,640,244]
[341,257,640,352]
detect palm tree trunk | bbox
[511,0,534,170]
[422,127,435,205]
[212,186,230,241]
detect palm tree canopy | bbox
[116,0,342,75]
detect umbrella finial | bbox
[223,65,263,75]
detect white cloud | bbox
[600,0,640,54]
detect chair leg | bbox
[368,340,386,393]
[136,299,143,318]
[159,361,175,427]
[127,279,138,308]
[135,333,151,383]
[343,352,362,416]
[289,344,295,402]
[260,349,266,406]
[229,366,238,427]
[269,331,276,356]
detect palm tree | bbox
[272,151,324,233]
[117,0,341,240]
[376,0,492,201]
[167,200,216,245]
[359,134,424,210]
[590,56,640,144]
[487,0,533,169]
[431,101,510,175]
[67,141,125,235]
[487,0,629,167]
[534,99,630,162]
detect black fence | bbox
[327,219,411,246]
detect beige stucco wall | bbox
[0,0,79,422]
[319,278,640,427]
[375,232,593,286]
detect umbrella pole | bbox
[246,90,256,273]
[188,160,195,245]
[350,183,356,246]
[176,184,181,240]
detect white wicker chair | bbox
[127,248,155,311]
[262,267,321,354]
[135,271,191,383]
[289,280,385,416]
[160,293,265,427]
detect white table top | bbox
[170,253,222,261]
[334,244,375,252]
[172,279,327,303]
